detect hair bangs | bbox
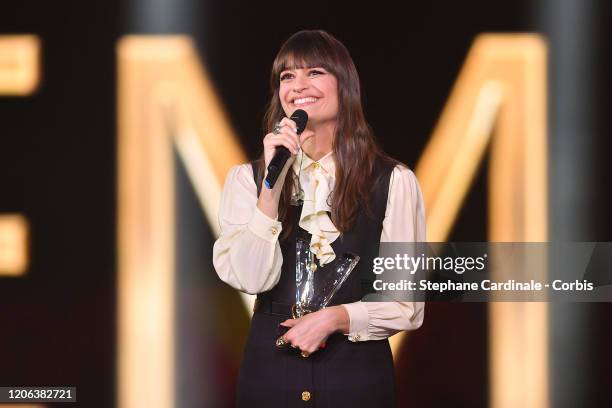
[271,32,339,85]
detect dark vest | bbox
[237,158,397,408]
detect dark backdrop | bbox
[0,1,610,407]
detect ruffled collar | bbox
[291,150,339,266]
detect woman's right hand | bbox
[263,117,301,168]
[257,117,301,219]
[257,116,314,219]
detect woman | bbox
[213,30,426,407]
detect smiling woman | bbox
[279,66,338,126]
[213,30,426,407]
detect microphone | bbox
[264,109,309,189]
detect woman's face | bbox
[278,66,339,126]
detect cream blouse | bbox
[212,151,426,341]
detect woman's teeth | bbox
[294,97,318,106]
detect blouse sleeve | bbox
[212,164,284,294]
[341,165,426,341]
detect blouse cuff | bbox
[341,302,370,342]
[248,206,283,243]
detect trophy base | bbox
[291,303,313,319]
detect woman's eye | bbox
[280,73,293,81]
[309,70,324,76]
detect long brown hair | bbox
[257,30,396,236]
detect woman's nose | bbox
[293,73,309,93]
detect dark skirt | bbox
[237,312,397,408]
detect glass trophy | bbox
[293,238,360,318]
[276,237,360,349]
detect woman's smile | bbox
[293,96,319,107]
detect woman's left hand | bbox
[280,305,350,355]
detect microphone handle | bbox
[264,146,292,189]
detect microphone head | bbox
[290,109,309,135]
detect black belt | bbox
[253,297,294,317]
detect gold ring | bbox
[276,336,288,348]
[301,350,310,358]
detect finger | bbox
[302,348,315,356]
[279,117,298,132]
[268,130,299,148]
[275,137,299,154]
[282,327,294,341]
[276,124,300,143]
[268,135,298,154]
[263,132,275,143]
[280,319,298,327]
[266,126,298,142]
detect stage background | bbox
[1,1,611,407]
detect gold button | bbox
[349,334,361,342]
[313,162,320,169]
[301,391,311,401]
[270,227,278,235]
